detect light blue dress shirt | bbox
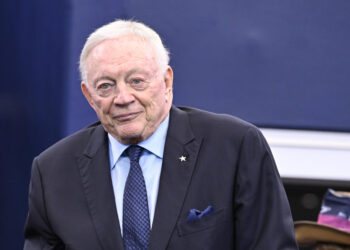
[108,115,169,233]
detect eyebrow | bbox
[125,69,151,79]
[92,76,115,87]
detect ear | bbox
[164,66,173,100]
[81,82,95,108]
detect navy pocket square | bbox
[186,205,214,222]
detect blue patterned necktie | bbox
[123,145,150,250]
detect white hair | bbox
[79,19,170,82]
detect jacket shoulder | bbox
[176,106,259,137]
[35,122,104,163]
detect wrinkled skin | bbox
[81,35,173,144]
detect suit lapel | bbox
[76,125,124,250]
[149,107,202,250]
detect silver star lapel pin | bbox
[179,155,187,162]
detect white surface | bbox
[260,128,350,181]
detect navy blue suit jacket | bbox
[24,106,298,249]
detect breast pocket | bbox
[177,208,228,237]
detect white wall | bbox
[260,128,350,181]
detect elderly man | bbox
[24,20,298,249]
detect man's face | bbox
[82,35,173,144]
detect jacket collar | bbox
[77,124,124,249]
[149,106,202,249]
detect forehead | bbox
[87,35,158,68]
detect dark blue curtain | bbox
[1,1,70,248]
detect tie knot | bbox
[126,145,143,163]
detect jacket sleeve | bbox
[234,127,298,250]
[24,157,64,250]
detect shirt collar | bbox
[108,114,170,170]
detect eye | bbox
[96,82,115,97]
[132,78,142,84]
[128,77,148,90]
[98,83,112,89]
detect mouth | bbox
[114,111,141,122]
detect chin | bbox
[116,128,145,144]
[116,132,143,144]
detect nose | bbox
[113,82,135,105]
